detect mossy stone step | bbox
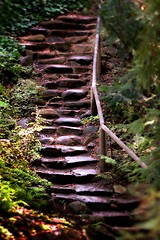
[58,15,97,24]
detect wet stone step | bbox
[55,117,81,127]
[56,79,86,88]
[41,145,87,157]
[38,56,65,64]
[21,34,46,42]
[39,136,55,145]
[68,55,93,65]
[62,89,88,101]
[20,42,49,51]
[57,109,85,117]
[64,100,90,109]
[36,51,59,59]
[42,90,61,100]
[40,20,87,30]
[38,108,59,118]
[40,154,97,169]
[50,42,71,52]
[57,126,83,136]
[65,36,88,44]
[35,165,98,184]
[86,211,133,227]
[49,30,94,38]
[51,181,113,196]
[58,15,97,24]
[56,135,82,146]
[40,126,56,134]
[29,27,49,35]
[44,64,73,74]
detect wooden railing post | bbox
[91,88,97,116]
[99,127,106,172]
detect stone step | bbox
[86,211,134,227]
[71,44,93,54]
[50,42,71,52]
[58,15,97,24]
[20,42,49,51]
[21,34,46,42]
[51,181,113,196]
[55,117,82,127]
[65,36,88,44]
[51,193,139,211]
[40,20,87,30]
[64,100,90,109]
[62,89,88,101]
[42,90,61,100]
[41,154,98,168]
[57,109,84,117]
[57,126,83,136]
[56,78,87,88]
[29,27,49,35]
[67,55,93,65]
[35,165,98,183]
[48,30,94,37]
[36,51,59,59]
[56,135,82,146]
[38,108,59,118]
[44,64,73,74]
[41,145,87,157]
[38,56,65,64]
[40,126,56,135]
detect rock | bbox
[50,42,71,52]
[20,55,33,66]
[44,64,73,74]
[83,126,99,135]
[67,200,89,214]
[18,118,29,128]
[42,90,61,100]
[88,224,116,240]
[57,126,83,135]
[38,56,65,64]
[55,117,81,126]
[56,135,81,145]
[62,89,88,101]
[38,108,59,118]
[22,34,45,42]
[71,44,92,54]
[39,137,54,145]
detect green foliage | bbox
[0,36,24,83]
[0,0,88,35]
[118,190,160,240]
[10,79,44,117]
[81,115,99,125]
[101,0,143,52]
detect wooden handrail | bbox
[91,4,148,171]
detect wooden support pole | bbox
[99,127,106,172]
[91,88,98,116]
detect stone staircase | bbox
[19,13,140,230]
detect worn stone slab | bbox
[64,100,90,108]
[68,55,93,65]
[65,36,88,44]
[39,136,55,145]
[57,126,83,135]
[38,57,65,64]
[56,135,81,146]
[38,108,59,118]
[50,42,71,52]
[21,34,45,42]
[49,30,94,37]
[57,79,86,88]
[42,90,61,100]
[43,81,58,89]
[29,27,48,35]
[44,64,73,74]
[41,20,86,30]
[65,155,98,165]
[71,44,93,54]
[55,117,81,126]
[62,89,88,101]
[21,42,49,51]
[41,145,87,157]
[40,126,56,134]
[37,52,58,59]
[58,15,97,24]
